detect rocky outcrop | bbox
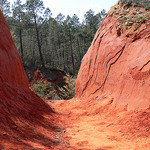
[75,4,150,110]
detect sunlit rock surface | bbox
[75,5,150,110]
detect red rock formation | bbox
[0,10,60,149]
[0,2,150,148]
[0,11,28,88]
[75,5,150,110]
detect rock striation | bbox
[75,3,150,110]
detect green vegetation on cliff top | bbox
[120,0,150,10]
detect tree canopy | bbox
[1,0,107,75]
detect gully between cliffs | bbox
[0,2,150,149]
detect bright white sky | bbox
[8,0,119,21]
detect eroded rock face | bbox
[0,10,28,87]
[0,10,59,149]
[75,8,150,110]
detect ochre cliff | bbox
[0,11,28,88]
[75,3,150,110]
[0,10,60,149]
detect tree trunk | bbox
[54,43,59,67]
[77,37,82,63]
[69,33,75,74]
[58,38,61,67]
[83,38,86,54]
[34,15,45,68]
[19,28,24,65]
[62,45,65,70]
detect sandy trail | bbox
[50,100,150,150]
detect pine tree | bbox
[26,0,45,68]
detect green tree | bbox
[43,8,52,21]
[6,0,107,76]
[12,0,26,64]
[0,0,10,17]
[96,9,107,25]
[26,0,45,68]
[84,9,100,40]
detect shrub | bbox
[58,74,76,100]
[30,80,48,98]
[120,0,150,10]
[30,74,76,100]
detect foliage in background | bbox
[30,80,49,98]
[30,74,76,100]
[58,74,76,100]
[0,0,107,76]
[0,0,10,17]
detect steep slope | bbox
[0,11,28,88]
[75,2,150,110]
[0,10,61,149]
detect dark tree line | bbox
[1,0,107,75]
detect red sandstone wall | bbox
[0,11,58,149]
[0,10,29,87]
[75,14,150,110]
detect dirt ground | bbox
[49,99,150,150]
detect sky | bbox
[8,0,119,21]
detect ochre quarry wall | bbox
[0,10,28,87]
[0,10,59,149]
[75,8,150,110]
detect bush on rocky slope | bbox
[120,0,150,10]
[29,69,76,100]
